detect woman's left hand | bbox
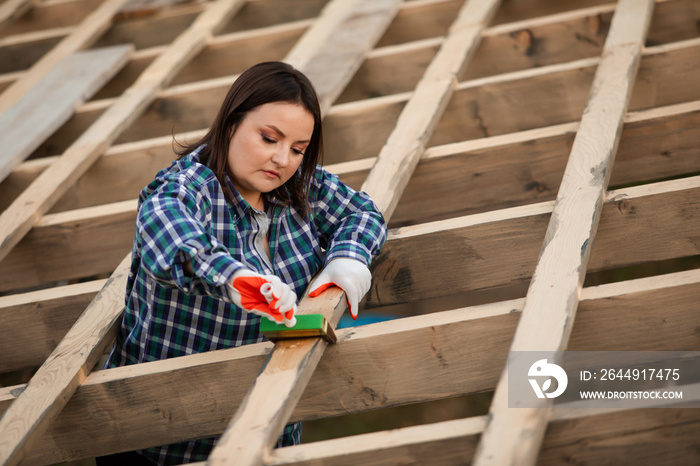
[308,258,371,319]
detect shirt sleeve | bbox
[311,166,388,267]
[135,174,243,298]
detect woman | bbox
[99,61,387,465]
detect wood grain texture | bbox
[355,0,502,218]
[0,45,132,183]
[207,1,402,462]
[0,0,131,113]
[0,0,247,263]
[1,173,698,299]
[2,268,698,463]
[473,1,656,464]
[0,255,130,466]
[0,280,105,373]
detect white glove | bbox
[226,269,297,327]
[308,258,371,319]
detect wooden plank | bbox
[394,99,700,225]
[285,0,401,115]
[0,255,130,466]
[2,268,699,463]
[0,0,249,463]
[0,45,132,183]
[0,280,105,373]
[362,0,502,218]
[0,0,102,38]
[207,1,402,463]
[375,0,461,47]
[492,0,612,26]
[5,94,698,220]
[472,1,655,464]
[266,416,487,466]
[261,406,700,465]
[0,0,33,33]
[27,27,700,164]
[0,0,247,263]
[2,171,699,300]
[0,0,131,113]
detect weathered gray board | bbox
[0,45,132,183]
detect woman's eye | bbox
[292,148,305,156]
[262,135,276,144]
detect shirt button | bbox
[213,274,220,282]
[183,287,189,293]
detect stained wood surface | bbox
[362,0,502,218]
[0,0,33,32]
[2,268,698,463]
[0,45,132,183]
[0,0,699,463]
[207,1,402,463]
[473,1,656,464]
[0,255,130,466]
[0,0,247,263]
[0,0,248,462]
[0,0,131,113]
[0,280,106,373]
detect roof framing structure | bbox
[0,0,699,464]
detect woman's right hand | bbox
[226,269,297,327]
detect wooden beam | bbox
[0,279,105,373]
[362,0,502,218]
[393,99,700,225]
[0,0,33,34]
[2,170,699,300]
[0,45,132,183]
[0,0,249,462]
[0,0,102,37]
[376,0,460,48]
[0,0,131,114]
[26,24,700,165]
[463,5,613,80]
[207,1,402,463]
[492,0,614,26]
[381,176,700,306]
[0,0,247,263]
[266,416,487,466]
[0,255,130,465]
[263,404,700,465]
[2,268,699,463]
[473,1,655,464]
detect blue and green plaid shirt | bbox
[104,146,387,464]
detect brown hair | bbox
[175,61,323,217]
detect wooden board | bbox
[0,45,132,183]
[1,0,699,463]
[1,269,698,464]
[0,255,130,466]
[207,1,403,463]
[0,0,132,113]
[473,1,655,464]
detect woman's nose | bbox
[271,146,289,167]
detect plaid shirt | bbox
[104,147,387,464]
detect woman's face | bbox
[227,101,314,209]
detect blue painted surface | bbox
[337,313,399,329]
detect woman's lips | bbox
[263,170,279,178]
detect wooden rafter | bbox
[1,0,699,464]
[207,0,403,463]
[473,0,656,464]
[0,0,250,462]
[0,0,131,114]
[2,266,699,463]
